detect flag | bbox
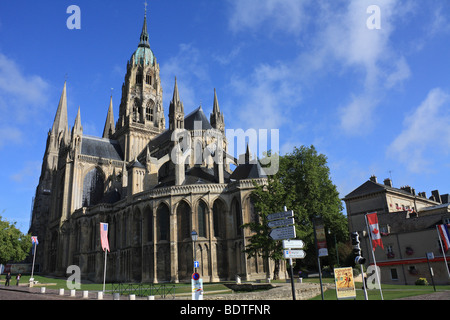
[366,212,383,250]
[31,236,38,245]
[438,224,450,252]
[100,222,110,252]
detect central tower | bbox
[113,11,165,161]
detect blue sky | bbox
[1,0,450,233]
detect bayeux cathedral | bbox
[28,11,285,283]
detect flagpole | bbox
[30,240,37,281]
[103,248,107,292]
[436,225,450,279]
[365,213,384,300]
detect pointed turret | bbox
[51,81,69,138]
[210,88,225,133]
[73,106,82,135]
[103,95,115,139]
[169,77,184,130]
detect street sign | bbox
[283,249,306,259]
[283,239,305,249]
[192,272,200,280]
[268,217,294,229]
[194,261,199,268]
[270,225,296,240]
[267,210,294,221]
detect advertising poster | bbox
[334,267,356,300]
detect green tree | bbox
[244,145,348,278]
[0,215,32,265]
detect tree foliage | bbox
[244,145,348,278]
[0,215,32,265]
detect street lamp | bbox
[191,230,198,273]
[328,228,339,266]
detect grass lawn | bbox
[307,278,450,300]
[2,275,448,300]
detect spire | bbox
[213,88,220,114]
[52,81,69,137]
[103,95,115,139]
[138,4,150,49]
[169,77,184,130]
[210,88,225,132]
[73,106,82,135]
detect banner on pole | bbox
[366,212,384,250]
[314,218,328,257]
[100,222,110,252]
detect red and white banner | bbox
[100,222,110,252]
[366,212,383,251]
[438,224,450,252]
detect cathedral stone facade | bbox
[29,13,284,283]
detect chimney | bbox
[401,186,412,194]
[383,178,392,187]
[431,190,442,203]
[370,175,377,183]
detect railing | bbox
[110,283,176,299]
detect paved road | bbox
[0,287,76,300]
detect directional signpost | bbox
[283,249,306,259]
[267,208,306,301]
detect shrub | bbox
[415,278,429,286]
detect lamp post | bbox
[328,228,339,266]
[191,230,198,273]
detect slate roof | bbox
[80,135,124,161]
[230,163,267,180]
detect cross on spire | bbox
[144,1,148,16]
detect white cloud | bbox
[0,52,50,136]
[388,88,450,172]
[228,0,310,36]
[0,126,23,148]
[304,0,414,134]
[227,0,414,135]
[0,53,49,107]
[229,61,301,130]
[160,43,210,112]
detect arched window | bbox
[212,199,225,238]
[144,206,153,242]
[133,98,140,122]
[198,200,207,238]
[136,73,143,84]
[232,198,242,236]
[177,201,191,240]
[82,167,104,207]
[146,101,154,122]
[146,74,151,85]
[157,203,170,241]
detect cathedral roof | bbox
[184,106,213,130]
[80,135,124,161]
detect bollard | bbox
[113,293,120,300]
[59,288,65,296]
[70,289,76,297]
[97,291,103,300]
[40,287,46,294]
[298,278,303,284]
[83,290,89,299]
[147,296,155,300]
[129,294,136,300]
